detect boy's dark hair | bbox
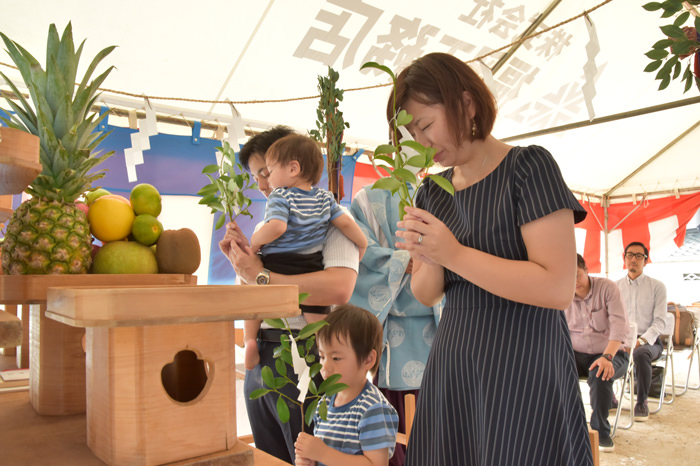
[265,134,324,186]
[317,304,383,376]
[238,125,295,170]
[576,253,587,271]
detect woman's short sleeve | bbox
[513,146,587,226]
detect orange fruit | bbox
[88,196,135,242]
[100,194,131,204]
[130,183,162,216]
[131,214,163,246]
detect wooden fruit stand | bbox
[45,283,299,466]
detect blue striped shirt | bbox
[313,381,398,464]
[262,186,344,254]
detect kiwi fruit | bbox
[156,228,201,274]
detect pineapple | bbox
[0,23,115,274]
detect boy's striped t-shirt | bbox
[313,381,398,463]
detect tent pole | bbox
[603,195,609,278]
[501,97,700,142]
[605,119,700,198]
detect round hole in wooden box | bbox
[161,349,212,403]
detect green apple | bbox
[85,188,111,206]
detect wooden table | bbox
[0,274,197,415]
[46,284,299,466]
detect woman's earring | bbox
[471,120,477,137]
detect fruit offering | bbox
[85,183,165,274]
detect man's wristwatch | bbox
[255,268,271,285]
[637,337,648,346]
[602,353,613,362]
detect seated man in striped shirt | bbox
[295,304,398,466]
[243,133,367,371]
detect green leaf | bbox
[642,2,662,11]
[398,199,410,220]
[360,61,395,81]
[305,398,320,426]
[374,144,398,156]
[372,177,402,193]
[318,373,343,392]
[661,24,687,40]
[400,139,426,154]
[298,320,328,340]
[674,11,690,27]
[261,365,275,388]
[272,376,288,390]
[652,38,675,49]
[323,382,349,397]
[659,74,671,90]
[248,388,272,400]
[428,174,455,195]
[396,109,413,126]
[202,164,220,174]
[263,318,286,329]
[696,15,700,31]
[298,292,309,304]
[672,39,697,55]
[276,396,290,423]
[305,362,319,380]
[215,214,226,230]
[644,60,663,72]
[646,48,669,60]
[282,348,294,365]
[405,154,426,168]
[392,167,417,185]
[308,378,318,395]
[318,398,328,421]
[275,358,287,376]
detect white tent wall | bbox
[2,0,700,284]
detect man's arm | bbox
[223,222,358,306]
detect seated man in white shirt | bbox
[616,241,667,422]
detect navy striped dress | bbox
[405,146,592,466]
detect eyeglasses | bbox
[624,252,647,260]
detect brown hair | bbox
[576,253,587,271]
[388,52,497,144]
[265,134,324,186]
[317,304,383,376]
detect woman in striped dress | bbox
[392,53,593,465]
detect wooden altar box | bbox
[0,274,197,416]
[47,284,299,466]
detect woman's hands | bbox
[395,206,459,266]
[395,206,448,307]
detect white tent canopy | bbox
[2,0,700,202]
